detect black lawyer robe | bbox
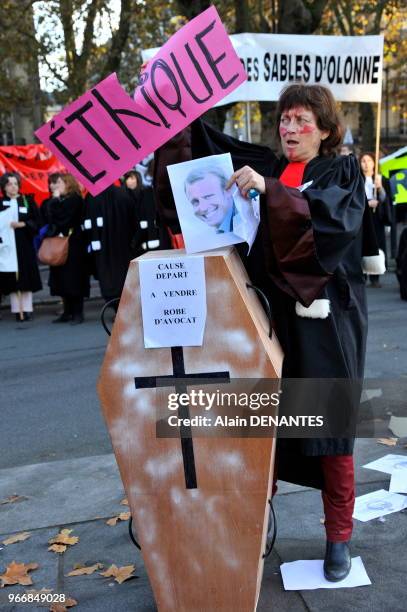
[396,227,407,300]
[83,186,138,300]
[41,194,89,298]
[155,121,371,490]
[124,186,162,256]
[0,195,42,294]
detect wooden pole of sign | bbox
[375,100,382,176]
[245,101,252,143]
[373,100,382,205]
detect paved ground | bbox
[0,270,406,611]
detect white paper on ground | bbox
[389,471,407,494]
[362,454,407,475]
[281,556,371,590]
[389,416,407,438]
[353,489,407,522]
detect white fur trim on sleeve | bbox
[295,299,330,319]
[362,249,386,275]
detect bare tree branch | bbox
[102,0,133,77]
[81,0,101,60]
[328,0,350,36]
[59,0,77,76]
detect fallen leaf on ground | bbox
[48,544,67,554]
[49,597,77,611]
[100,564,135,584]
[120,498,129,506]
[48,529,79,549]
[106,512,130,526]
[26,588,53,595]
[377,437,398,446]
[66,563,103,576]
[2,532,31,546]
[0,495,28,505]
[0,561,38,586]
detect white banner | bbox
[143,33,383,103]
[139,255,207,348]
[0,208,18,273]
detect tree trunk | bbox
[202,105,232,132]
[359,103,375,152]
[259,0,326,146]
[259,101,278,149]
[278,0,326,34]
[175,0,211,19]
[235,0,251,33]
[102,0,132,77]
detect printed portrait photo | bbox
[167,153,258,254]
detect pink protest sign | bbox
[35,6,246,195]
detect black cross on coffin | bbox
[134,347,230,489]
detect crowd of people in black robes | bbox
[1,144,406,324]
[0,162,165,323]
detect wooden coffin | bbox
[98,247,283,611]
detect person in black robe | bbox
[122,170,162,256]
[0,172,42,321]
[41,173,89,324]
[83,184,139,307]
[396,226,407,300]
[154,84,384,582]
[359,152,393,287]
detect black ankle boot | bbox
[324,541,351,582]
[52,313,72,323]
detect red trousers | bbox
[272,455,355,542]
[321,455,355,542]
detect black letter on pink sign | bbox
[49,125,106,184]
[91,88,163,150]
[195,20,239,89]
[66,101,119,160]
[151,59,186,117]
[170,46,213,104]
[140,87,171,129]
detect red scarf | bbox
[279,162,306,188]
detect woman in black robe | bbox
[41,173,89,324]
[83,184,138,306]
[154,84,384,582]
[359,152,392,287]
[122,170,162,256]
[0,172,42,321]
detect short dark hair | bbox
[0,171,21,196]
[123,170,142,184]
[275,84,344,157]
[48,172,63,190]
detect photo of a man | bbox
[167,153,259,254]
[184,166,235,233]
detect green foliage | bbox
[0,1,39,113]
